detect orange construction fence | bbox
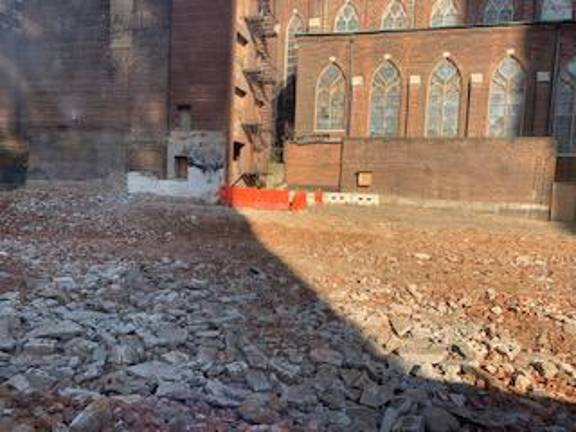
[219,186,308,211]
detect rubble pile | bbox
[0,186,574,431]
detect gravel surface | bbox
[0,184,574,431]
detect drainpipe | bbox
[548,24,561,137]
[165,0,174,178]
[346,36,353,137]
[225,0,238,187]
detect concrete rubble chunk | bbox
[310,347,344,367]
[27,320,84,340]
[204,379,252,408]
[69,399,113,432]
[23,338,58,356]
[0,316,19,352]
[389,315,413,338]
[239,393,281,424]
[245,369,271,392]
[155,381,195,401]
[392,415,425,432]
[283,383,318,408]
[127,360,183,382]
[109,339,144,366]
[397,342,448,366]
[269,358,301,383]
[422,406,460,432]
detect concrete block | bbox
[324,193,351,205]
[350,194,380,206]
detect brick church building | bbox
[271,0,576,217]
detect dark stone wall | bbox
[0,0,171,181]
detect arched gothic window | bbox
[427,60,461,137]
[488,57,526,137]
[430,0,460,27]
[382,0,409,30]
[316,64,346,131]
[370,62,401,136]
[335,2,360,32]
[554,58,576,153]
[285,14,305,80]
[541,0,573,21]
[484,0,514,24]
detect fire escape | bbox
[243,8,277,155]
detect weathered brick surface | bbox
[0,0,171,180]
[340,137,556,207]
[286,137,556,211]
[285,141,342,189]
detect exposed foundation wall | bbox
[286,137,557,217]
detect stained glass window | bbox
[370,62,401,136]
[430,0,460,27]
[335,2,360,32]
[484,0,514,24]
[554,58,576,153]
[382,0,409,30]
[427,60,461,137]
[316,64,346,130]
[488,57,526,137]
[541,0,573,21]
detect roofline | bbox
[295,19,576,38]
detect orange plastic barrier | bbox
[219,187,306,211]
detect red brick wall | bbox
[285,141,342,189]
[171,0,234,133]
[339,138,556,208]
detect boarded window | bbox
[430,0,460,27]
[175,156,188,179]
[233,141,245,161]
[178,105,191,131]
[426,60,461,137]
[554,58,576,154]
[382,0,409,30]
[541,0,573,21]
[335,2,360,32]
[315,64,346,131]
[370,61,401,137]
[484,0,514,24]
[488,57,526,137]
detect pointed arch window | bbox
[285,14,305,80]
[370,62,401,137]
[427,60,461,137]
[554,58,576,154]
[316,64,346,131]
[484,0,514,24]
[335,2,360,32]
[541,0,573,21]
[430,0,460,27]
[488,57,526,137]
[382,1,409,30]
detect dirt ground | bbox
[0,184,575,431]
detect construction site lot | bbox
[0,183,575,432]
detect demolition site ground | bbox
[0,183,574,431]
